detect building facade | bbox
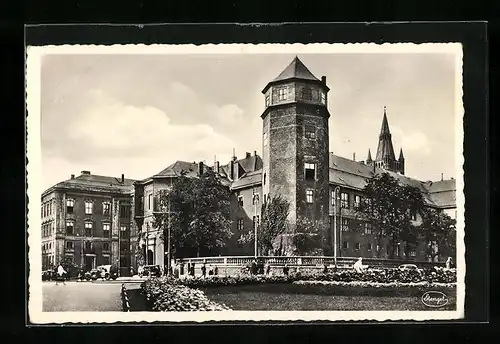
[42,57,457,269]
[41,171,136,275]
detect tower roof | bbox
[272,56,320,82]
[366,149,373,162]
[375,106,396,161]
[399,148,405,160]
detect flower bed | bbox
[141,278,231,312]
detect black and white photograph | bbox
[27,43,465,323]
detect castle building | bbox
[42,56,457,270]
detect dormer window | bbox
[278,88,287,101]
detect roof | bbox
[153,161,201,178]
[272,56,320,83]
[375,109,396,162]
[231,170,262,189]
[43,173,136,196]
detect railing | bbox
[177,256,444,269]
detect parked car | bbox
[42,270,55,281]
[139,265,161,277]
[84,269,100,281]
[96,265,119,280]
[398,264,422,273]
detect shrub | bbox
[141,278,231,312]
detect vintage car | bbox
[96,265,119,280]
[398,264,422,272]
[139,265,162,277]
[84,269,100,281]
[42,270,55,281]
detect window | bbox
[265,95,270,106]
[103,202,111,216]
[66,241,73,250]
[354,195,361,209]
[302,87,312,100]
[237,219,244,231]
[237,195,244,207]
[410,249,417,257]
[103,223,110,237]
[396,244,401,256]
[304,125,316,139]
[66,221,74,235]
[305,163,316,181]
[252,194,259,205]
[103,242,110,251]
[85,222,93,237]
[331,190,336,206]
[85,241,92,250]
[367,243,373,251]
[253,215,260,228]
[120,204,130,218]
[343,241,348,249]
[66,199,74,213]
[355,242,361,250]
[306,189,314,204]
[263,132,268,146]
[278,88,287,101]
[102,255,110,265]
[320,91,326,104]
[411,210,417,221]
[364,223,372,234]
[120,225,129,238]
[84,201,93,215]
[376,244,380,252]
[341,218,350,231]
[148,194,152,210]
[341,192,349,208]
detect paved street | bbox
[42,280,142,312]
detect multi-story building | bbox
[41,171,136,275]
[43,56,457,269]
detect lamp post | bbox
[253,193,259,258]
[333,186,340,266]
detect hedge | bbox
[168,267,456,289]
[141,278,231,312]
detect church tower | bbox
[261,56,330,246]
[371,106,405,174]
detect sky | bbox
[40,52,458,191]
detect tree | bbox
[355,173,425,258]
[418,208,456,262]
[238,194,290,255]
[291,216,324,256]
[153,169,233,258]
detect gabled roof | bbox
[272,56,320,83]
[43,173,136,196]
[153,161,200,178]
[231,170,262,189]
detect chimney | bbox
[353,152,356,161]
[198,161,204,176]
[121,174,125,183]
[360,161,365,165]
[215,161,220,173]
[246,152,251,159]
[81,170,91,175]
[321,76,326,85]
[70,174,75,179]
[254,150,257,156]
[441,173,443,181]
[233,161,240,180]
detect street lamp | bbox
[333,186,340,266]
[253,193,259,258]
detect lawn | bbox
[202,283,457,311]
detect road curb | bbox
[121,283,131,312]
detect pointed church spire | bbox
[366,149,373,163]
[375,106,396,163]
[380,106,391,135]
[398,148,405,161]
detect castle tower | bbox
[261,56,330,245]
[373,107,405,174]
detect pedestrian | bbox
[55,263,67,286]
[323,263,328,274]
[283,264,289,276]
[190,263,195,277]
[265,263,271,275]
[445,257,452,269]
[201,263,207,278]
[208,265,214,276]
[353,257,365,273]
[251,259,257,275]
[214,265,219,276]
